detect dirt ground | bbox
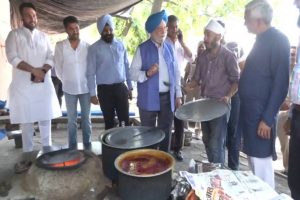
[0,118,291,199]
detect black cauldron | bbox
[99,126,165,181]
[115,149,175,200]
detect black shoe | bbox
[174,151,183,161]
[83,142,92,150]
[281,170,288,176]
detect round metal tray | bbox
[175,98,229,122]
[102,126,165,149]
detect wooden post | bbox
[151,0,164,14]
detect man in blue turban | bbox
[130,10,182,153]
[145,10,168,33]
[87,14,133,130]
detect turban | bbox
[97,14,114,33]
[205,19,225,36]
[145,10,168,33]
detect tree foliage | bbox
[113,0,285,57]
[113,0,249,57]
[114,1,152,57]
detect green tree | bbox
[112,0,287,57]
[114,0,249,57]
[114,1,152,57]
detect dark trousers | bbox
[173,107,184,152]
[51,76,63,107]
[139,92,173,152]
[97,83,129,130]
[201,113,227,164]
[226,93,241,170]
[288,107,300,199]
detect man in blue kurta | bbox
[130,10,182,152]
[239,0,290,188]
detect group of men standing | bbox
[4,0,300,197]
[5,3,133,153]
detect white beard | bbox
[151,33,166,45]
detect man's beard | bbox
[69,33,79,41]
[152,34,166,45]
[205,40,218,52]
[167,32,176,41]
[23,22,36,31]
[102,34,114,43]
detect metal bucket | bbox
[99,126,165,181]
[115,149,175,200]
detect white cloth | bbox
[205,19,225,35]
[276,110,289,171]
[247,156,275,189]
[165,37,193,76]
[54,39,90,95]
[21,120,51,152]
[5,27,61,123]
[130,41,181,96]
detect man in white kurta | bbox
[165,15,193,161]
[5,3,61,153]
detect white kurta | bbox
[165,37,193,76]
[5,27,61,124]
[54,39,90,95]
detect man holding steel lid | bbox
[186,19,239,164]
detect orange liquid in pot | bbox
[120,154,171,175]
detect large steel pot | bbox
[115,149,175,200]
[99,126,165,181]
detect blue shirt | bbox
[87,38,132,96]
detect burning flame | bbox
[49,156,82,168]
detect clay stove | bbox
[22,146,109,200]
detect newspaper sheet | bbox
[180,170,280,200]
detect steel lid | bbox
[175,98,229,122]
[100,126,165,149]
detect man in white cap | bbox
[186,19,239,164]
[130,10,181,152]
[239,0,289,188]
[87,14,132,130]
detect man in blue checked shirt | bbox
[87,14,133,130]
